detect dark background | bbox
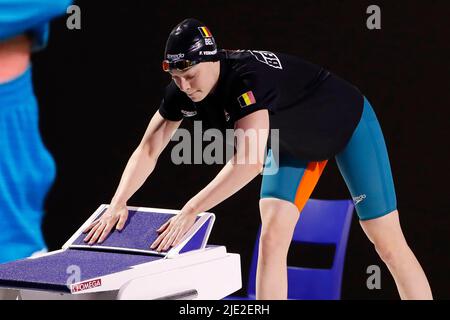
[31,0,449,299]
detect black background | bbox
[30,0,449,299]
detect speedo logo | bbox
[353,194,367,205]
[181,110,197,117]
[167,53,185,61]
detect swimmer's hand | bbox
[150,205,197,252]
[82,204,129,245]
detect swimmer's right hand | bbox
[82,204,129,245]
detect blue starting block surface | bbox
[0,250,160,293]
[70,209,175,252]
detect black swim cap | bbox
[163,18,218,71]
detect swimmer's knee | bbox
[258,197,300,256]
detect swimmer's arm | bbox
[183,109,269,215]
[110,110,182,207]
[0,0,72,40]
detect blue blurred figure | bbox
[0,0,73,263]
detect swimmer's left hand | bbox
[150,205,197,252]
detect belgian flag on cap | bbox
[198,26,213,38]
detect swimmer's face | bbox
[170,61,220,102]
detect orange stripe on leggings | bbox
[293,160,328,212]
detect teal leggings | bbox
[261,96,397,221]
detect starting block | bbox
[0,205,241,300]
